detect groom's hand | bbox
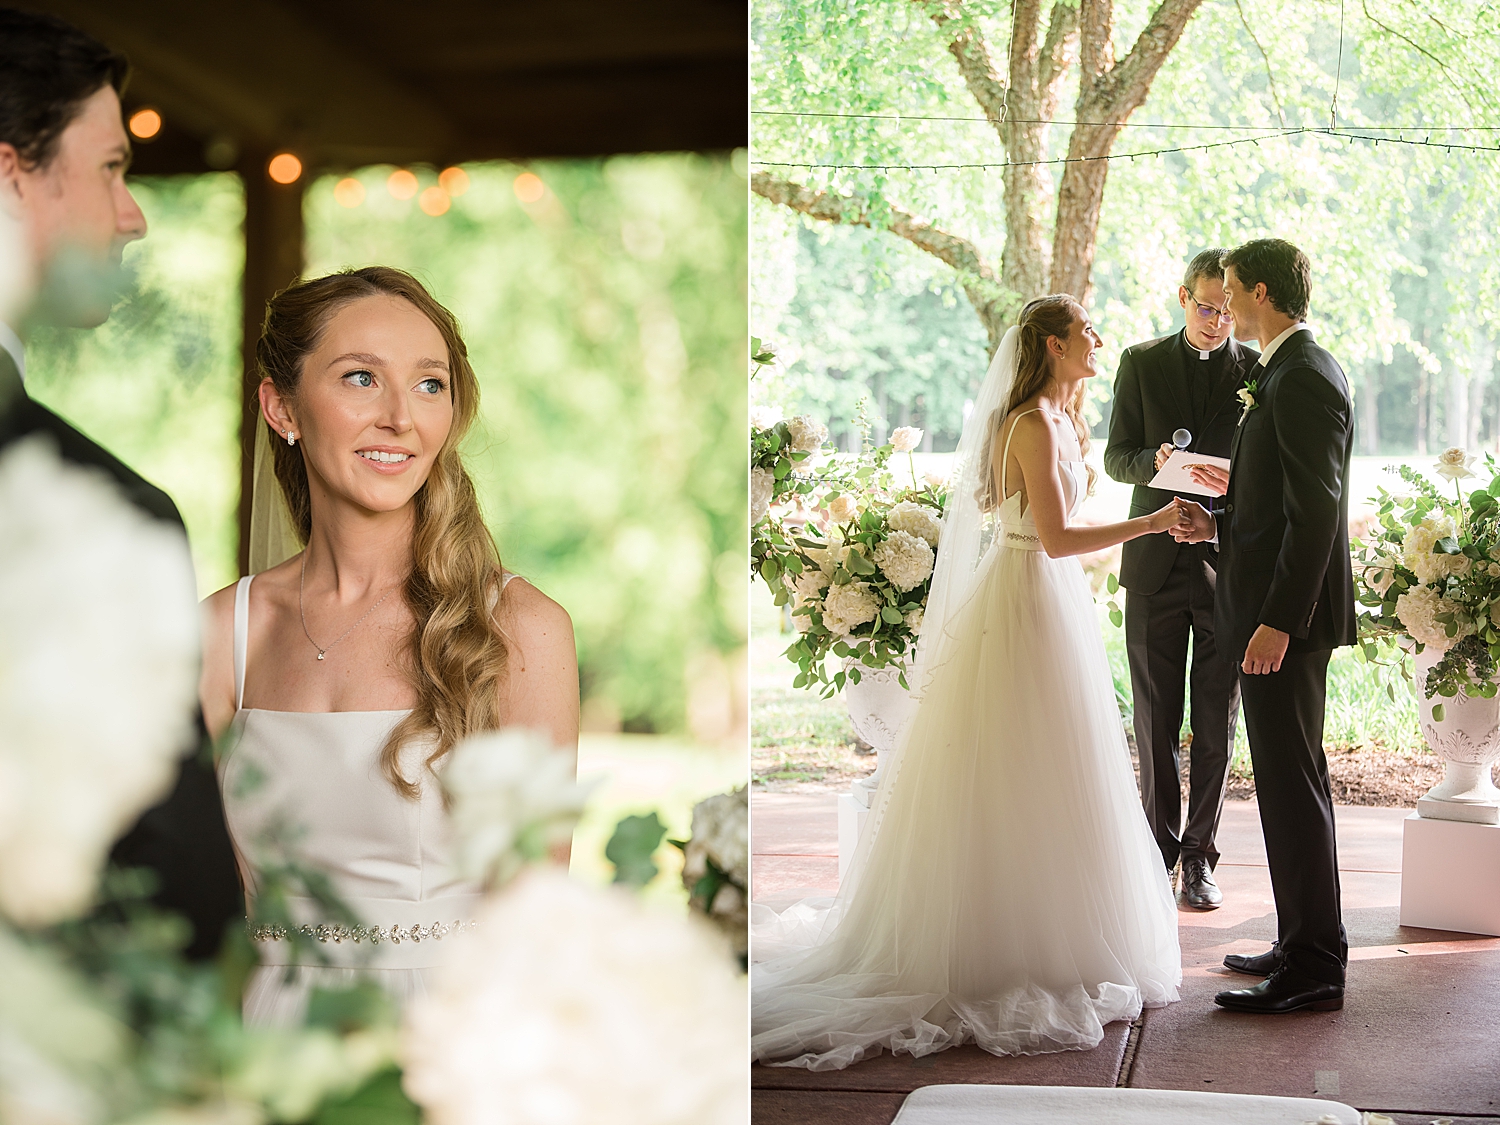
[1242,624,1290,675]
[1170,499,1216,544]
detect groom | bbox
[0,9,241,958]
[1174,238,1355,1013]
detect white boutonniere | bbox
[1237,379,1259,424]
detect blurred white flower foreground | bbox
[0,438,199,926]
[402,868,748,1125]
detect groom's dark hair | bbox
[1222,238,1312,321]
[0,8,129,170]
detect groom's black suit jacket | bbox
[0,347,242,959]
[1105,330,1260,594]
[1215,330,1357,664]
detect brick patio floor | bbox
[751,793,1500,1125]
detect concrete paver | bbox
[752,790,1500,1123]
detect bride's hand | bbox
[1146,498,1190,535]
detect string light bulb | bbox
[513,172,545,203]
[439,166,470,196]
[333,178,365,208]
[268,153,302,184]
[387,169,419,200]
[419,186,451,216]
[127,108,161,140]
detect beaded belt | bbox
[1002,528,1045,551]
[247,892,483,969]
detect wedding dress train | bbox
[751,414,1181,1070]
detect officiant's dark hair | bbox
[1222,238,1312,321]
[1182,248,1227,291]
[258,266,511,800]
[0,9,130,169]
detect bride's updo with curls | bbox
[257,266,508,798]
[976,294,1098,510]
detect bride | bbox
[199,266,579,1027]
[752,295,1187,1069]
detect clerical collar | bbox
[0,321,23,382]
[1185,331,1229,361]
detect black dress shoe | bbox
[1180,858,1222,910]
[1215,966,1344,1013]
[1223,942,1282,976]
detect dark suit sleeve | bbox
[1260,366,1351,638]
[1104,349,1157,486]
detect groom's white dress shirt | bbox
[0,321,24,381]
[1256,321,1310,369]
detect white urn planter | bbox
[1413,646,1500,824]
[843,657,917,809]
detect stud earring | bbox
[285,431,296,446]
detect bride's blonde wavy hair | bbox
[258,266,507,798]
[976,294,1098,511]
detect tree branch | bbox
[1233,0,1285,127]
[1362,0,1492,114]
[1038,3,1080,100]
[921,0,1017,143]
[1084,0,1204,130]
[752,172,1011,347]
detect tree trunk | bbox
[1049,0,1205,301]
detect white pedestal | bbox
[837,793,869,882]
[1400,812,1500,936]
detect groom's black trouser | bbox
[1238,648,1348,987]
[1125,545,1239,871]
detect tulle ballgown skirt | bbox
[751,544,1181,1071]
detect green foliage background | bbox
[751,0,1500,455]
[26,155,748,735]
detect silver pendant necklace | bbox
[298,552,396,662]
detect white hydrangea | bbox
[401,870,747,1125]
[0,438,200,927]
[873,530,936,592]
[1401,513,1469,585]
[886,500,941,546]
[749,405,781,432]
[441,728,598,889]
[784,416,828,455]
[822,582,880,635]
[890,426,923,453]
[1363,553,1399,596]
[1395,584,1472,652]
[792,566,830,603]
[681,787,747,959]
[750,468,773,526]
[826,493,859,524]
[904,608,925,635]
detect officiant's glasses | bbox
[1188,291,1233,323]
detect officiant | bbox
[1104,249,1260,910]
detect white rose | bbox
[442,728,599,889]
[1434,447,1478,482]
[0,438,200,927]
[681,788,748,958]
[873,530,936,592]
[749,405,781,432]
[1489,562,1500,579]
[903,608,925,635]
[750,467,774,526]
[784,416,828,455]
[822,582,880,635]
[923,470,948,490]
[1395,584,1472,652]
[401,870,747,1125]
[890,426,923,453]
[886,500,941,546]
[826,494,859,524]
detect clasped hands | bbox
[1146,475,1288,675]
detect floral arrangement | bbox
[0,438,747,1125]
[678,786,748,963]
[751,410,946,694]
[1352,446,1500,716]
